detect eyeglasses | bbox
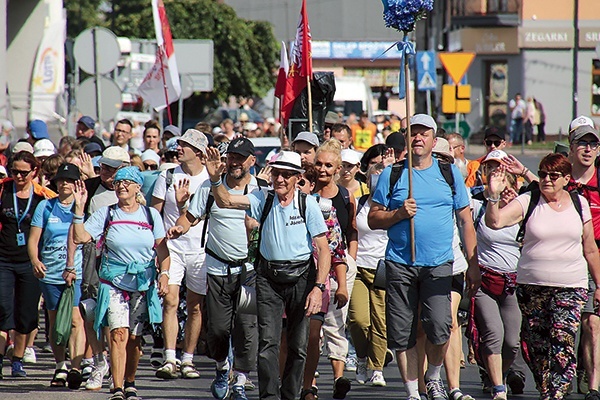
[114,128,131,135]
[485,140,502,147]
[100,164,118,173]
[271,169,299,179]
[576,140,600,150]
[538,170,564,181]
[143,163,158,171]
[11,169,32,177]
[114,180,136,188]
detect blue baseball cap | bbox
[78,116,96,130]
[28,120,49,140]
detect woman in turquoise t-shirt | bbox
[72,166,170,400]
[28,163,86,388]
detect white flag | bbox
[138,0,181,111]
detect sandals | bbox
[50,368,68,388]
[301,387,318,400]
[67,369,83,390]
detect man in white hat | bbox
[151,129,210,380]
[168,137,266,399]
[368,114,480,400]
[204,148,330,400]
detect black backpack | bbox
[200,176,268,247]
[515,188,583,244]
[387,160,455,199]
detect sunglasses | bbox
[271,169,299,179]
[11,169,32,177]
[576,140,600,150]
[114,180,136,188]
[485,140,502,147]
[538,170,564,181]
[143,163,158,170]
[297,179,307,187]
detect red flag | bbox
[138,0,181,112]
[274,41,289,98]
[281,0,312,124]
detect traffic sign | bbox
[438,53,475,85]
[442,84,472,114]
[76,76,122,122]
[416,51,437,91]
[73,27,121,75]
[442,120,471,138]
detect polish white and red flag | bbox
[280,0,312,124]
[274,41,289,98]
[138,0,181,111]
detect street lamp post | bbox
[573,0,579,120]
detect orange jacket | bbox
[464,155,486,188]
[0,177,57,199]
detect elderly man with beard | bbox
[169,137,267,400]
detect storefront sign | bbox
[449,28,519,54]
[519,27,573,48]
[311,41,402,59]
[579,27,600,48]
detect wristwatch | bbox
[314,283,326,292]
[158,270,170,279]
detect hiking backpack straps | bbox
[100,204,155,252]
[387,160,455,199]
[255,190,306,261]
[516,189,582,244]
[356,194,369,215]
[200,176,266,248]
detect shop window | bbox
[593,60,600,116]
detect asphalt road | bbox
[0,327,587,400]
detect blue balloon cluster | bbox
[381,0,434,32]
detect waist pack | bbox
[258,257,312,284]
[480,265,517,296]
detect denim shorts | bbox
[40,280,82,311]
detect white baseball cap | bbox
[33,139,56,158]
[570,115,595,132]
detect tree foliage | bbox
[65,0,279,101]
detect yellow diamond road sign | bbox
[438,53,476,85]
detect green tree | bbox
[66,0,279,101]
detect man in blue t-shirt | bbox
[204,147,330,400]
[369,114,480,400]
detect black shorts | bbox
[451,272,465,296]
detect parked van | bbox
[331,76,373,118]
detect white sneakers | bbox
[369,370,386,387]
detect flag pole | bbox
[306,75,313,132]
[157,45,173,125]
[403,42,415,263]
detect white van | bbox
[332,76,373,118]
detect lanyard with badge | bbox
[13,186,33,246]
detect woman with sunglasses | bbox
[72,166,170,400]
[302,139,358,400]
[0,151,56,378]
[28,163,86,389]
[486,153,600,400]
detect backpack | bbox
[249,190,307,263]
[200,176,268,247]
[98,204,155,252]
[387,160,456,199]
[356,194,369,215]
[515,188,582,244]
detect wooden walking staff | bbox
[402,40,416,263]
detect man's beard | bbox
[228,167,247,180]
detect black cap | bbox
[52,163,81,182]
[484,126,506,140]
[385,131,406,152]
[226,137,255,157]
